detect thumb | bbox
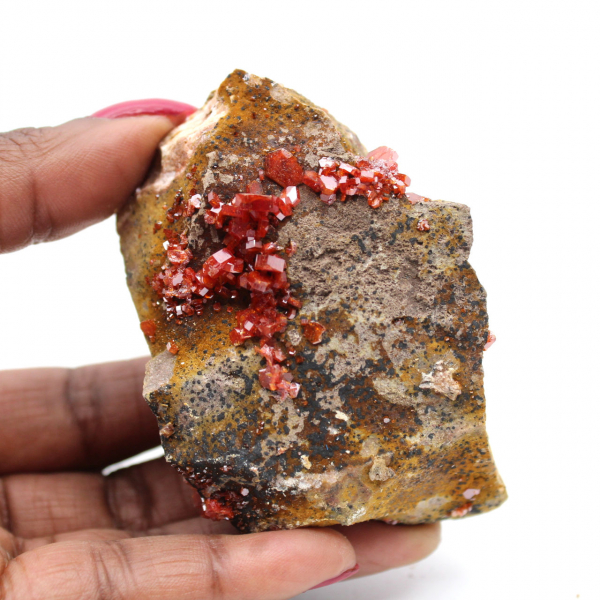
[1,529,358,600]
[0,104,193,254]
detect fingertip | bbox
[422,521,443,555]
[230,527,358,596]
[3,529,359,600]
[78,113,178,149]
[264,527,358,574]
[333,520,442,578]
[90,98,197,120]
[404,522,442,563]
[0,113,185,252]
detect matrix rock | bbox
[118,70,506,532]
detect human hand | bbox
[0,106,441,599]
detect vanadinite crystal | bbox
[118,70,506,532]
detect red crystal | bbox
[359,170,375,183]
[247,180,264,194]
[406,192,430,204]
[320,193,337,205]
[212,248,234,264]
[301,320,326,344]
[140,319,157,342]
[264,149,304,187]
[319,174,338,195]
[258,360,300,399]
[200,490,246,522]
[255,254,286,272]
[167,340,179,354]
[319,157,337,173]
[188,194,203,211]
[450,502,473,518]
[302,170,321,192]
[246,271,273,293]
[203,498,235,521]
[279,186,300,213]
[367,146,399,167]
[338,162,360,177]
[417,219,430,232]
[484,331,496,351]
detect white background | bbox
[1,1,599,598]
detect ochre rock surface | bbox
[118,70,507,532]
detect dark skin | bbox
[0,115,440,599]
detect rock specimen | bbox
[118,70,507,532]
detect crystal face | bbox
[301,320,326,344]
[140,319,157,342]
[264,149,304,187]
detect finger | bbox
[0,526,20,584]
[0,473,113,538]
[0,113,185,253]
[0,459,210,538]
[20,519,237,554]
[0,358,159,474]
[104,458,205,533]
[333,520,441,577]
[0,529,357,600]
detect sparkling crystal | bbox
[319,175,338,195]
[303,170,321,192]
[212,248,234,264]
[255,254,286,273]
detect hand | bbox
[0,107,441,599]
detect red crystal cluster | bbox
[302,146,411,208]
[151,156,305,399]
[149,146,411,401]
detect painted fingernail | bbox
[91,99,197,122]
[309,564,360,590]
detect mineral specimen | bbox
[118,70,507,532]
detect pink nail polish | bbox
[91,98,197,119]
[309,564,360,590]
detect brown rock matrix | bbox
[118,70,507,532]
